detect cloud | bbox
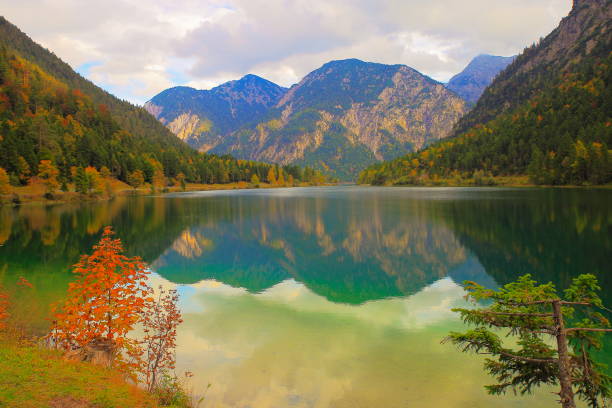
[0,0,572,104]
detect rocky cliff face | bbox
[446,55,515,104]
[215,60,467,180]
[144,74,287,149]
[147,60,467,180]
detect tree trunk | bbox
[552,300,576,408]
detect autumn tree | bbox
[250,174,260,185]
[38,160,60,195]
[277,169,285,186]
[128,170,145,191]
[152,170,165,193]
[267,167,277,185]
[48,227,184,384]
[49,227,152,374]
[142,286,183,392]
[445,274,612,408]
[84,166,102,194]
[0,167,11,195]
[100,166,111,179]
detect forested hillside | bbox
[0,17,324,187]
[359,0,611,186]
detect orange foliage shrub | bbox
[49,226,152,375]
[49,226,183,385]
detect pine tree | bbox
[445,274,612,408]
[74,166,88,194]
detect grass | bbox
[0,340,158,408]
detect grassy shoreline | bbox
[0,179,333,206]
[360,175,612,189]
[0,340,159,408]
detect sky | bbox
[1,0,572,105]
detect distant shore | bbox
[0,179,334,206]
[359,175,612,189]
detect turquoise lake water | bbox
[1,186,610,407]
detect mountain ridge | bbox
[358,0,612,186]
[145,73,287,150]
[148,58,467,180]
[446,54,515,104]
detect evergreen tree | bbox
[74,166,88,194]
[446,274,612,408]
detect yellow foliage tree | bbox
[277,170,285,186]
[84,166,102,194]
[38,160,60,194]
[267,168,277,185]
[152,169,165,193]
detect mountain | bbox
[144,75,287,150]
[150,59,467,180]
[359,0,612,186]
[0,17,316,186]
[446,54,515,104]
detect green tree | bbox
[445,274,612,408]
[74,166,89,194]
[528,146,544,184]
[176,172,186,191]
[16,156,30,184]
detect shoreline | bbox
[0,180,335,206]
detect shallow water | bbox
[1,186,610,407]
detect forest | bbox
[0,46,326,190]
[359,22,611,186]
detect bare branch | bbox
[505,300,554,306]
[565,328,612,333]
[481,311,553,317]
[529,329,557,336]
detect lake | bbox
[1,186,610,407]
